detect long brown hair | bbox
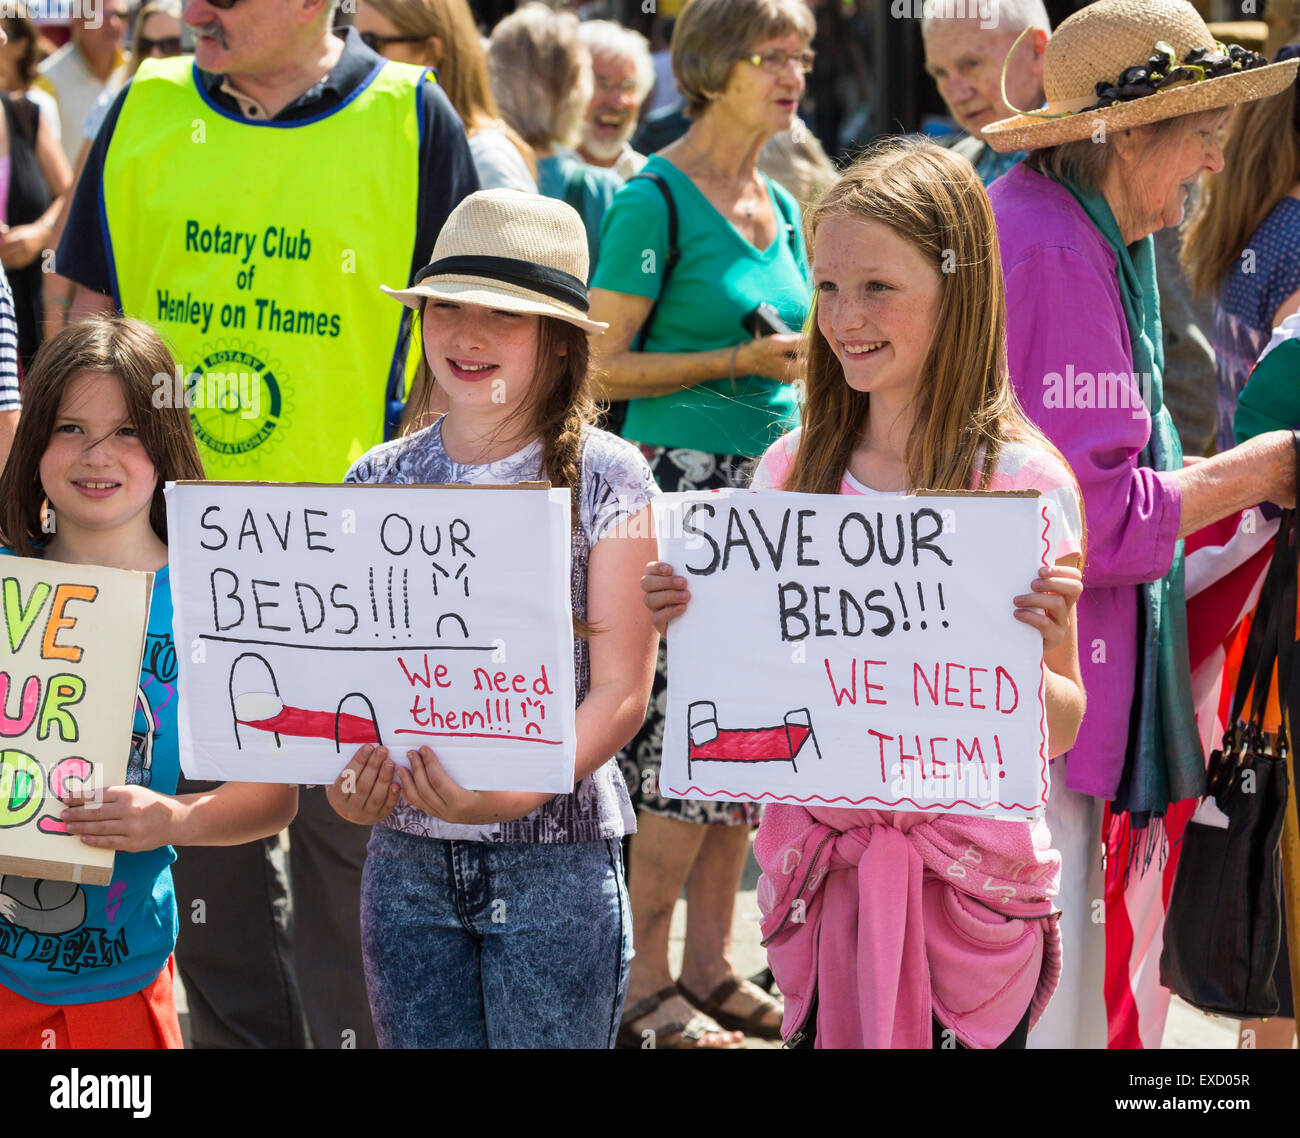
[1182,81,1300,300]
[0,7,49,90]
[0,318,205,557]
[366,0,536,175]
[785,137,1071,506]
[530,317,597,533]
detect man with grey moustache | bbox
[55,0,479,1049]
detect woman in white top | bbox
[356,0,538,193]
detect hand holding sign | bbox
[641,562,691,635]
[1013,564,1084,649]
[327,744,400,825]
[395,745,552,826]
[60,785,180,853]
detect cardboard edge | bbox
[0,561,154,887]
[0,853,113,887]
[168,480,553,490]
[914,488,1041,498]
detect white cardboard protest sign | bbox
[0,559,152,886]
[166,482,576,791]
[658,489,1051,819]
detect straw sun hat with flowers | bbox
[983,0,1299,153]
[382,189,609,335]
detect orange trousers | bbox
[0,956,183,1049]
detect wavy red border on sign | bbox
[663,786,1044,811]
[1035,501,1051,812]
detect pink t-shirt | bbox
[750,427,1083,831]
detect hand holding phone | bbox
[743,302,794,338]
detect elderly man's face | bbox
[581,51,644,162]
[184,0,301,75]
[923,19,1045,141]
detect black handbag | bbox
[1159,497,1297,1019]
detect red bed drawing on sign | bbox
[686,700,821,781]
[229,652,382,752]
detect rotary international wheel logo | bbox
[186,339,292,464]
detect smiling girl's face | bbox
[812,215,942,408]
[39,371,159,543]
[422,300,543,417]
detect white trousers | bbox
[1027,768,1109,1049]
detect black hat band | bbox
[414,255,589,313]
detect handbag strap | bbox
[1230,508,1289,729]
[1274,513,1297,752]
[1270,434,1300,749]
[771,180,800,262]
[1235,431,1300,743]
[1247,533,1289,731]
[629,171,680,353]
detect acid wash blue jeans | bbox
[360,825,632,1048]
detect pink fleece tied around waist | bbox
[755,803,1062,1049]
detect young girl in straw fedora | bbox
[326,189,660,1049]
[643,137,1088,1048]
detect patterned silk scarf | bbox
[1053,175,1206,848]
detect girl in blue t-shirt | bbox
[0,318,297,1048]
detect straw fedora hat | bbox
[382,189,608,334]
[983,0,1299,153]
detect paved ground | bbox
[173,835,1272,1050]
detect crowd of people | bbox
[0,0,1295,1052]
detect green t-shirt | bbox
[592,155,811,457]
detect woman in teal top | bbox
[587,0,817,1049]
[593,156,810,453]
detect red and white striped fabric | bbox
[1103,508,1275,1048]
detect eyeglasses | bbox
[357,30,429,53]
[594,75,639,96]
[139,35,183,57]
[742,49,815,75]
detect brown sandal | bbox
[677,977,784,1041]
[616,985,745,1049]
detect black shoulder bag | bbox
[1159,450,1298,1018]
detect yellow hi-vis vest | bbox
[102,56,424,481]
